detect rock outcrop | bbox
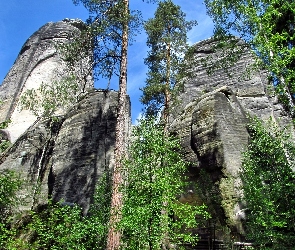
[0,22,293,244]
[0,20,131,215]
[0,90,127,215]
[0,19,92,142]
[170,38,293,239]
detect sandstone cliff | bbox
[0,21,293,244]
[0,90,126,215]
[0,20,130,215]
[171,37,293,239]
[0,19,92,142]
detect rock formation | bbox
[170,37,293,240]
[0,89,127,215]
[0,22,293,245]
[0,19,92,142]
[0,20,130,215]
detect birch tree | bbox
[119,118,209,249]
[242,117,295,248]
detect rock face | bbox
[0,22,293,243]
[170,38,293,239]
[0,20,131,215]
[0,19,92,142]
[0,90,127,214]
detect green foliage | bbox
[0,170,22,218]
[20,75,83,119]
[0,119,11,130]
[72,0,142,87]
[119,118,209,249]
[57,25,94,89]
[0,100,11,153]
[28,202,87,249]
[242,117,295,249]
[0,171,111,249]
[25,172,111,250]
[0,120,11,154]
[0,140,11,154]
[204,0,295,115]
[141,0,197,118]
[0,170,22,249]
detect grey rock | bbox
[0,19,92,142]
[170,38,294,238]
[1,21,293,243]
[0,90,129,215]
[49,90,123,214]
[0,20,131,215]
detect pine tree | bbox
[141,0,197,125]
[72,1,138,248]
[106,1,129,248]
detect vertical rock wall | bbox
[1,20,293,243]
[0,90,130,214]
[171,38,294,239]
[0,19,92,142]
[0,20,132,215]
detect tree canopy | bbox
[141,0,197,121]
[120,118,209,249]
[242,117,295,248]
[204,0,295,115]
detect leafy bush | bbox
[120,118,209,249]
[0,171,111,250]
[242,117,295,249]
[0,170,22,248]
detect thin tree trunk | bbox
[163,37,171,131]
[106,0,129,249]
[162,35,172,250]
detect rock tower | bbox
[0,20,130,215]
[0,19,92,142]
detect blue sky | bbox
[0,0,213,124]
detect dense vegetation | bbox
[204,1,295,247]
[1,0,295,249]
[0,172,111,249]
[242,118,295,249]
[0,2,208,249]
[119,118,209,249]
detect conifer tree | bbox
[106,1,129,248]
[72,1,138,249]
[141,0,197,125]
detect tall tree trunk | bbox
[162,34,172,250]
[163,37,171,133]
[106,0,129,249]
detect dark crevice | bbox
[20,45,31,55]
[195,49,215,54]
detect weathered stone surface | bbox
[170,38,294,239]
[0,90,129,214]
[1,20,294,244]
[49,90,121,214]
[0,20,133,216]
[0,19,92,142]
